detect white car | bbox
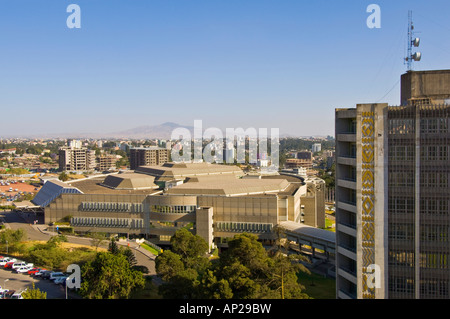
[10,291,25,299]
[15,266,33,273]
[11,262,33,270]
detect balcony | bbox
[337,200,357,214]
[338,289,357,299]
[337,134,357,142]
[337,244,357,260]
[338,265,357,284]
[337,222,357,237]
[337,156,356,166]
[337,178,357,190]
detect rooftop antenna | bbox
[405,10,421,71]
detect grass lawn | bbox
[140,242,160,255]
[298,271,336,299]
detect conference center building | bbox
[32,162,326,250]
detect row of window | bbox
[388,118,449,135]
[419,252,449,269]
[150,205,196,214]
[71,217,144,229]
[80,202,144,213]
[388,277,449,297]
[388,171,449,188]
[389,198,449,215]
[420,146,448,161]
[388,145,415,162]
[215,221,273,233]
[421,172,449,188]
[420,118,448,134]
[389,224,450,242]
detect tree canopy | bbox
[155,230,310,299]
[80,251,145,299]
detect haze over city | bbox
[0,1,449,138]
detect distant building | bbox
[285,158,312,170]
[96,155,119,172]
[58,143,96,172]
[311,143,322,153]
[0,148,16,155]
[129,147,170,170]
[297,151,313,161]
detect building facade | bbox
[58,145,96,172]
[129,147,170,170]
[34,162,328,251]
[335,70,450,299]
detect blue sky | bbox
[0,0,449,138]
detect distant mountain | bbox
[105,122,195,139]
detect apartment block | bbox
[129,147,170,170]
[58,145,96,172]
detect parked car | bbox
[3,290,16,299]
[12,262,33,270]
[28,267,45,276]
[49,272,66,281]
[42,270,55,280]
[0,289,9,299]
[15,266,33,274]
[53,276,68,285]
[10,291,25,299]
[4,261,19,269]
[0,257,17,266]
[34,269,51,278]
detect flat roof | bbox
[280,221,336,244]
[135,162,244,180]
[166,177,291,196]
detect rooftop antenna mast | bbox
[405,10,421,71]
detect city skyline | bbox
[1,0,449,138]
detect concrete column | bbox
[196,207,214,252]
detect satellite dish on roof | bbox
[413,52,422,61]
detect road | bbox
[0,209,160,298]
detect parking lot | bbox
[0,264,80,299]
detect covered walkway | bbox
[280,221,336,258]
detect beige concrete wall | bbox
[355,103,388,299]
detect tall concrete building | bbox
[335,70,450,299]
[58,142,96,172]
[129,147,170,170]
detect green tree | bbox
[170,228,210,272]
[108,238,120,255]
[58,171,69,182]
[0,228,25,254]
[199,269,234,299]
[155,250,184,282]
[80,252,145,299]
[88,232,108,252]
[22,283,47,299]
[121,247,138,268]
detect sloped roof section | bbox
[32,180,83,207]
[102,173,158,190]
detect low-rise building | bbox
[34,162,327,250]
